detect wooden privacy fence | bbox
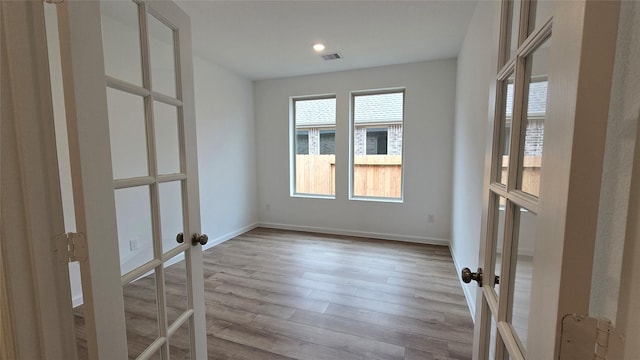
[295,155,542,198]
[295,155,402,198]
[295,155,336,195]
[501,155,542,196]
[352,155,402,198]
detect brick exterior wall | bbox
[524,119,544,156]
[354,125,403,155]
[308,128,319,155]
[387,124,402,155]
[302,125,403,156]
[354,127,367,155]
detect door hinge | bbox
[55,232,87,264]
[559,314,625,360]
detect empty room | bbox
[3,0,640,360]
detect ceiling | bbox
[176,1,477,80]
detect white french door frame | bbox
[472,0,621,359]
[0,1,77,359]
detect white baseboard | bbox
[257,222,449,246]
[202,222,259,252]
[449,243,476,322]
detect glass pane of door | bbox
[528,1,553,34]
[148,13,177,98]
[496,72,515,186]
[490,195,507,296]
[159,181,185,254]
[516,37,550,197]
[123,271,159,359]
[505,0,522,62]
[100,0,143,86]
[169,319,191,359]
[154,101,181,175]
[107,89,149,179]
[509,207,537,352]
[164,257,189,326]
[489,315,498,359]
[115,186,154,275]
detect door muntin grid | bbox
[483,1,552,358]
[100,1,193,358]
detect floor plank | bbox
[74,228,473,359]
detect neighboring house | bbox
[295,92,403,156]
[505,80,548,157]
[294,97,337,155]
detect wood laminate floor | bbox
[75,228,474,359]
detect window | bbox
[319,129,336,155]
[292,96,336,196]
[296,130,309,154]
[352,91,404,200]
[366,128,388,155]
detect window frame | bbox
[290,94,337,198]
[349,88,406,202]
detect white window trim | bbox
[289,94,337,198]
[349,88,406,202]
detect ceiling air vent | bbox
[321,53,342,61]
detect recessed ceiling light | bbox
[313,43,325,52]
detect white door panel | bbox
[465,1,620,359]
[57,1,207,358]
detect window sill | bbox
[349,196,403,204]
[291,193,335,200]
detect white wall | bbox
[590,0,640,322]
[254,60,457,243]
[194,57,258,245]
[450,0,500,316]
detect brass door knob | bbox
[176,232,184,244]
[191,233,208,246]
[461,267,483,287]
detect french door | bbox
[57,1,207,358]
[466,0,620,359]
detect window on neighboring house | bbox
[352,90,404,200]
[319,129,335,155]
[292,96,336,197]
[296,130,309,154]
[366,128,388,155]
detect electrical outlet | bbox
[129,239,139,251]
[266,203,271,212]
